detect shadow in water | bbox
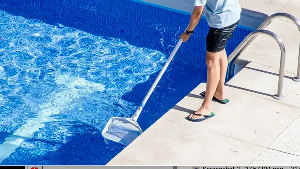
[122,61,207,130]
[0,121,124,165]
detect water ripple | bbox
[0,10,166,162]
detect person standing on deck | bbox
[180,0,242,122]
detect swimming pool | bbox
[0,0,252,165]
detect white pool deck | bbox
[108,0,300,165]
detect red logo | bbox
[31,167,38,169]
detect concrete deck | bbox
[108,0,300,165]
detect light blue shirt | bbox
[194,0,242,28]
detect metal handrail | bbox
[240,13,300,81]
[228,30,286,100]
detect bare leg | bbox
[214,49,227,100]
[189,50,223,119]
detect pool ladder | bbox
[227,13,300,100]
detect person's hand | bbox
[179,32,191,42]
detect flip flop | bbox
[185,112,215,122]
[200,91,229,104]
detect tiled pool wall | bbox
[133,0,267,29]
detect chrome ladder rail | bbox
[227,30,286,100]
[227,13,300,99]
[259,13,300,82]
[234,13,300,81]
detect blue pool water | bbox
[0,0,253,165]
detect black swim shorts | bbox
[206,21,239,53]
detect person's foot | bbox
[213,90,226,101]
[188,106,211,120]
[200,91,229,104]
[201,91,225,100]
